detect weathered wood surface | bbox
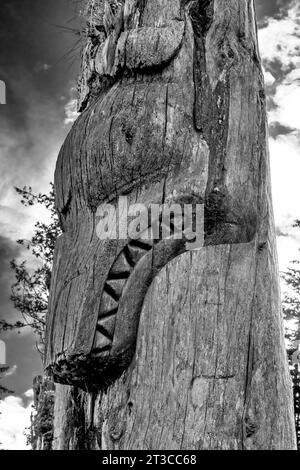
[46,0,296,449]
[52,240,296,449]
[124,242,292,449]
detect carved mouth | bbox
[47,207,255,390]
[92,237,154,355]
[48,234,187,391]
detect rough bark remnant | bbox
[30,376,55,450]
[46,0,296,449]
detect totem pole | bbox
[45,0,297,449]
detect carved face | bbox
[45,0,264,389]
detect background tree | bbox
[26,376,55,450]
[0,185,59,449]
[283,220,300,343]
[282,219,300,449]
[0,184,60,355]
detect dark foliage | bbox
[282,219,300,449]
[0,185,61,357]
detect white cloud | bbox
[0,189,53,242]
[23,389,33,399]
[258,2,300,70]
[270,134,300,271]
[64,87,79,125]
[64,98,79,124]
[277,232,300,273]
[257,1,300,272]
[263,68,276,87]
[270,135,300,224]
[3,365,17,377]
[0,392,33,450]
[268,68,300,129]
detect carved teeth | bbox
[123,245,136,268]
[94,237,156,358]
[129,238,153,251]
[97,316,116,339]
[104,279,125,301]
[125,243,151,267]
[110,251,133,277]
[100,291,119,316]
[108,270,130,280]
[93,330,112,351]
[99,307,118,319]
[103,282,121,301]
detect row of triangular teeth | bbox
[92,239,154,353]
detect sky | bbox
[0,0,299,449]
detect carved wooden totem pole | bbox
[45,0,297,450]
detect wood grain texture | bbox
[46,0,297,449]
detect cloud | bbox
[23,389,33,399]
[258,1,300,72]
[270,134,300,270]
[0,0,80,402]
[256,0,296,26]
[0,391,33,450]
[0,235,22,325]
[64,98,79,125]
[64,87,79,124]
[263,68,276,86]
[268,68,300,130]
[257,0,300,272]
[270,135,300,225]
[0,0,82,248]
[2,365,17,377]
